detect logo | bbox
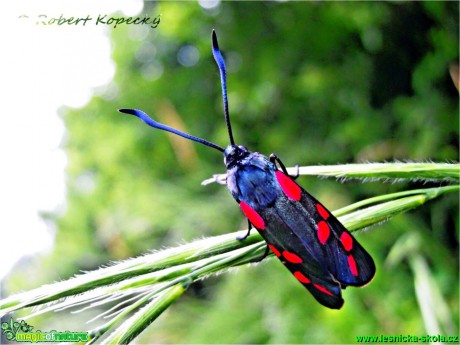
[1,319,89,343]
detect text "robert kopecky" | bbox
[19,14,161,29]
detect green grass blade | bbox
[333,185,459,217]
[0,231,261,315]
[100,284,186,345]
[336,185,459,231]
[202,162,460,185]
[291,162,460,181]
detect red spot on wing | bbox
[240,201,265,230]
[313,284,334,296]
[275,171,301,201]
[294,271,311,284]
[340,232,353,252]
[347,254,359,276]
[317,221,330,244]
[316,203,330,220]
[268,244,281,257]
[282,250,303,264]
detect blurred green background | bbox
[5,1,459,343]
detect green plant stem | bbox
[202,162,460,185]
[100,284,186,345]
[333,185,459,217]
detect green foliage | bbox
[4,1,458,344]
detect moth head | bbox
[224,145,249,168]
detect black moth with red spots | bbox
[119,30,376,309]
[226,148,375,308]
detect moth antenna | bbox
[119,108,225,152]
[212,30,235,146]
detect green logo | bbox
[1,319,89,343]
[2,319,34,341]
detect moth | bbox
[120,30,375,309]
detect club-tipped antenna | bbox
[119,108,225,153]
[212,30,235,146]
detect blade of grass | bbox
[290,162,460,181]
[99,283,187,345]
[92,243,266,344]
[337,185,459,231]
[0,230,261,314]
[411,252,457,335]
[202,162,460,185]
[333,185,458,217]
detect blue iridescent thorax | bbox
[224,145,279,208]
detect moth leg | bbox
[269,153,299,179]
[291,164,300,180]
[269,153,287,173]
[236,220,252,241]
[214,174,227,185]
[237,221,270,262]
[250,244,270,263]
[201,174,227,186]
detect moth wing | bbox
[260,205,344,309]
[272,170,376,286]
[294,188,376,286]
